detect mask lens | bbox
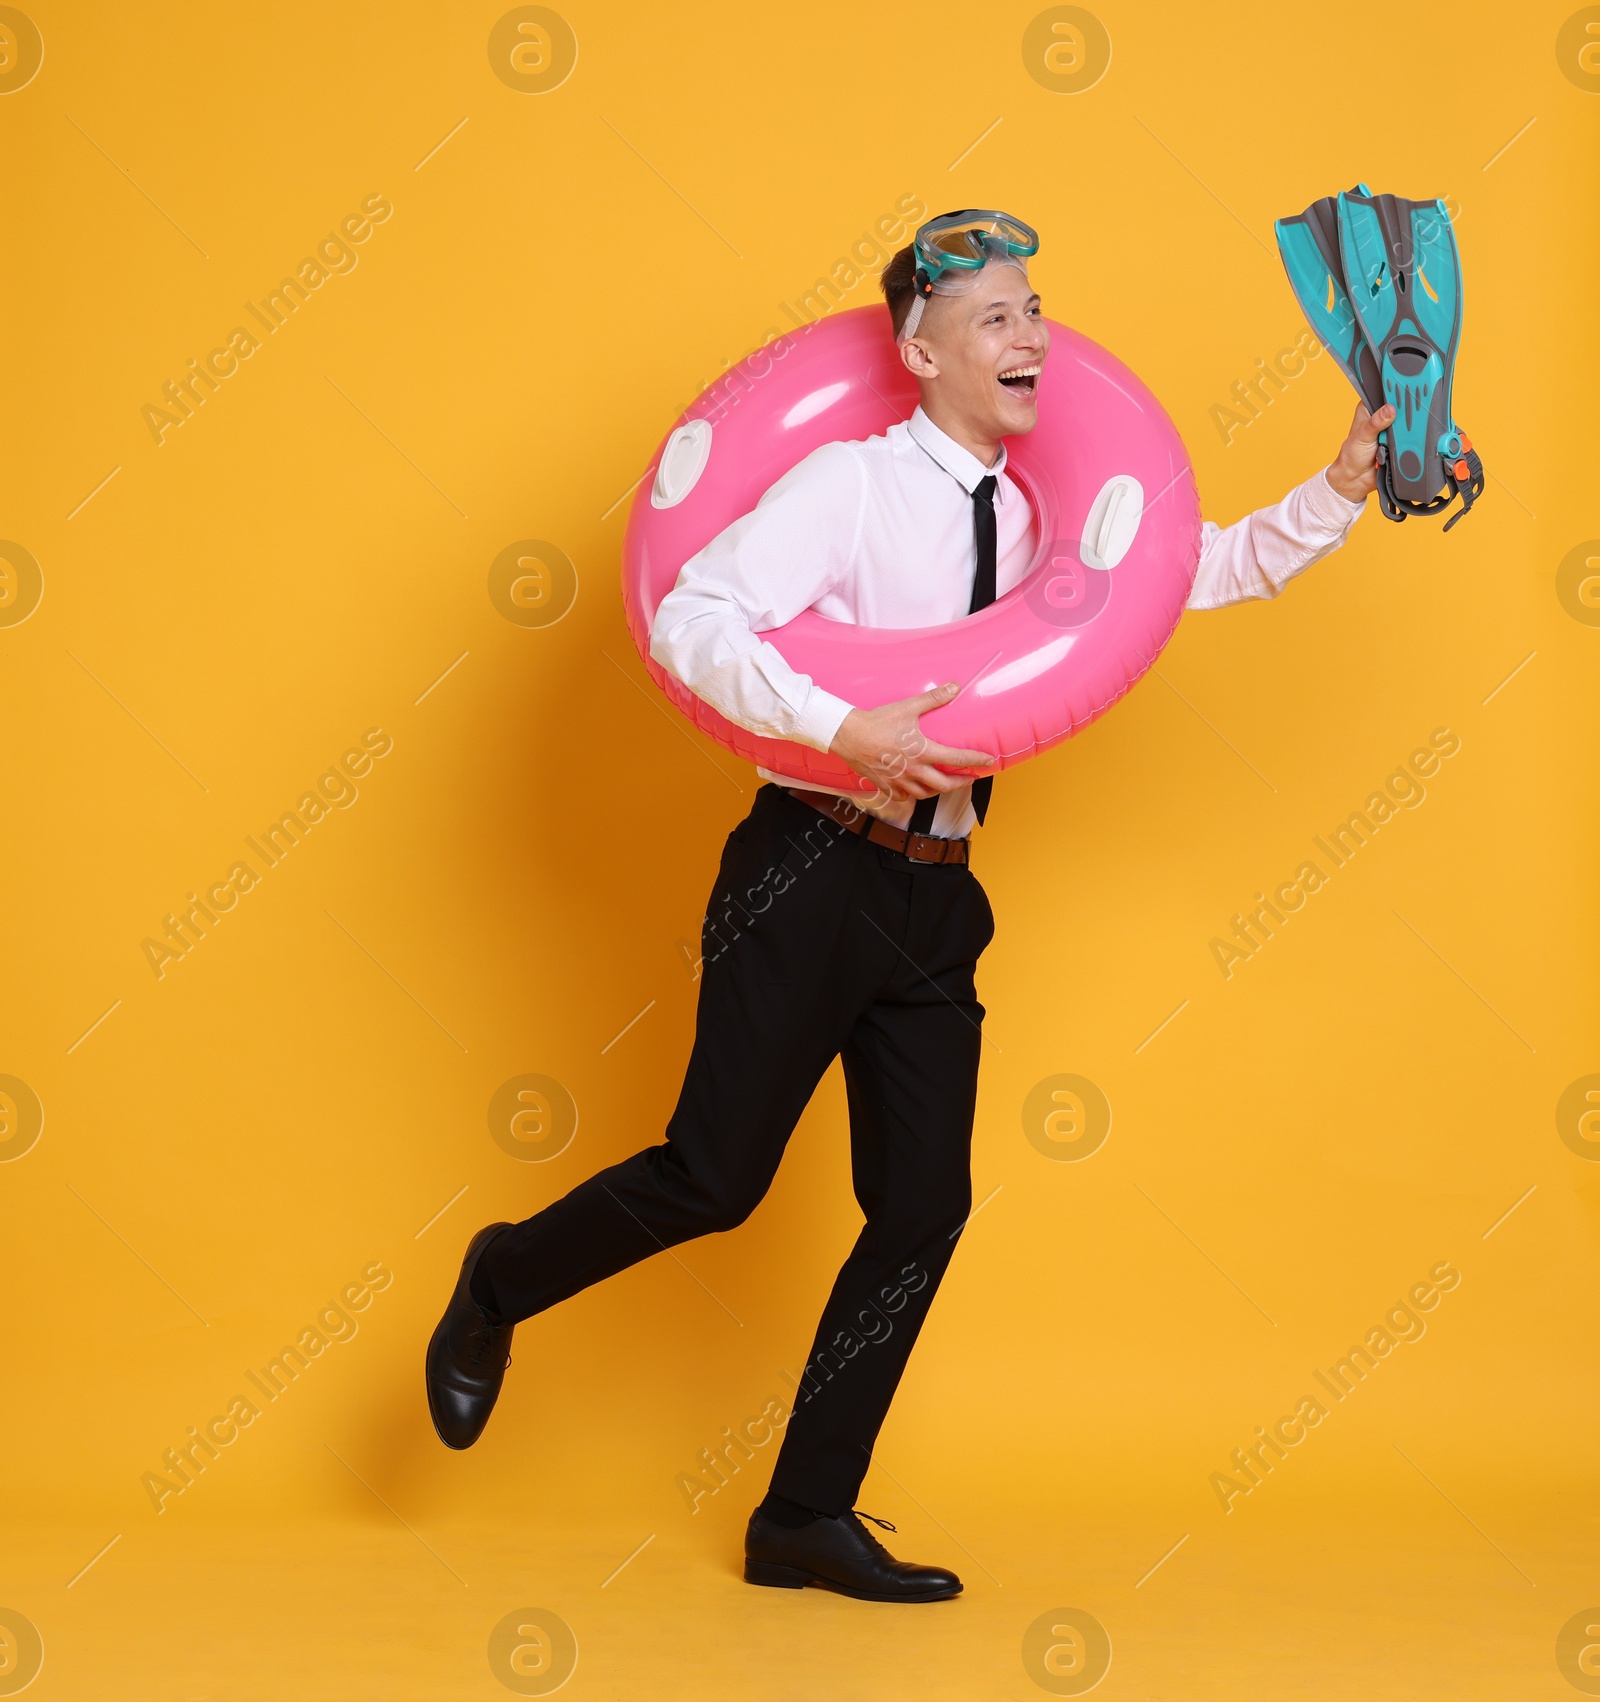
[916,212,1039,287]
[900,210,1039,340]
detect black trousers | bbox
[479,783,994,1513]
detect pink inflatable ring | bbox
[622,306,1201,794]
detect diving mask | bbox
[898,210,1039,342]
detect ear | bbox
[899,337,938,379]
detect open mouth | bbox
[998,362,1040,398]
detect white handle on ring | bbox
[651,419,714,509]
[1079,474,1144,570]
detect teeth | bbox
[999,364,1041,380]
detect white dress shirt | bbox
[650,406,1365,838]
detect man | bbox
[426,210,1394,1603]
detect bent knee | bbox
[694,1188,764,1234]
[658,1152,769,1234]
[917,1184,975,1248]
[926,1170,973,1227]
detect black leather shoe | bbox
[744,1506,962,1602]
[426,1223,514,1450]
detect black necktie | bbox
[910,473,997,836]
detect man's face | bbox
[900,263,1050,440]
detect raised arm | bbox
[1187,402,1395,610]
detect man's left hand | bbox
[1325,400,1398,503]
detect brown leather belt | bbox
[785,787,970,866]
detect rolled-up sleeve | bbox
[649,441,868,752]
[1186,467,1366,611]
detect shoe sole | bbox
[743,1559,961,1603]
[425,1221,513,1450]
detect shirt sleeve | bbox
[1186,467,1367,611]
[649,441,867,752]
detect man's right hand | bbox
[829,682,995,805]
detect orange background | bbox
[2,1,1596,1695]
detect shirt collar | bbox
[906,405,1009,497]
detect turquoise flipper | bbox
[1274,188,1384,417]
[1338,191,1471,513]
[1274,186,1484,529]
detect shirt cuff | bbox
[794,687,855,754]
[1310,466,1367,529]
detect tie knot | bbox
[974,474,998,505]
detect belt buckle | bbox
[909,829,944,865]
